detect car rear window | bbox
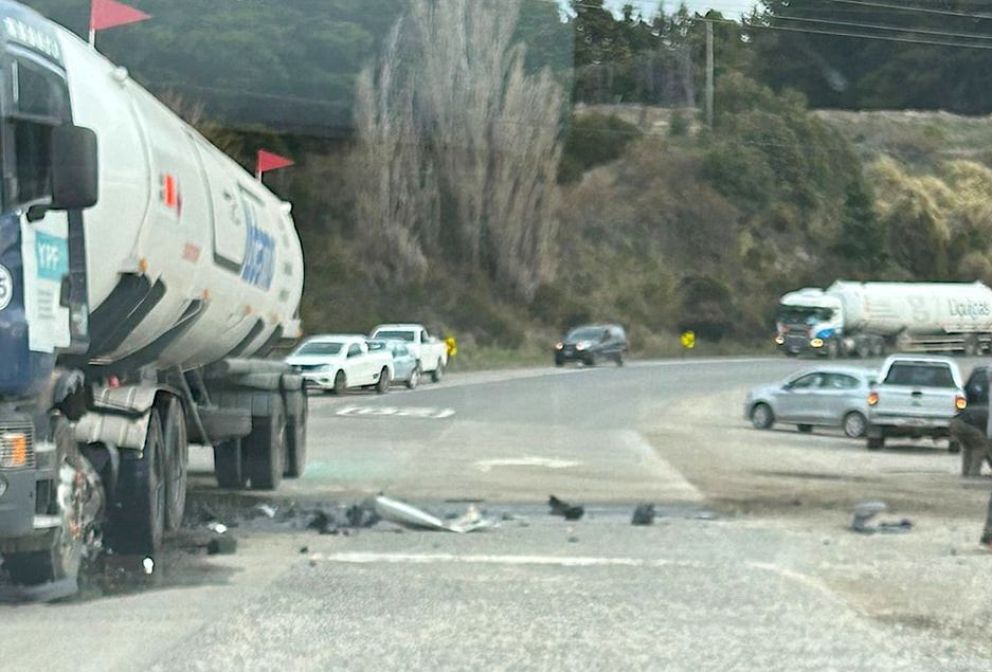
[883,363,956,388]
[374,330,415,342]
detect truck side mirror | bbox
[51,125,98,210]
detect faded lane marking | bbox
[621,431,704,502]
[336,405,455,419]
[309,551,704,569]
[475,457,582,472]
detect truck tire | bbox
[160,397,188,531]
[825,340,839,359]
[108,411,166,556]
[406,368,420,390]
[3,418,87,587]
[376,367,391,394]
[333,370,347,395]
[431,361,444,383]
[244,395,285,490]
[964,335,980,357]
[213,439,246,489]
[286,396,308,479]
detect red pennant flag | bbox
[256,150,294,177]
[90,0,151,32]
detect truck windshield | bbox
[884,363,957,388]
[374,330,415,342]
[778,306,834,324]
[295,342,343,356]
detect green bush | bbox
[558,113,642,183]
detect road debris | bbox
[373,495,497,533]
[207,521,228,535]
[631,504,656,526]
[851,501,913,534]
[252,504,278,519]
[346,503,381,529]
[207,536,238,555]
[307,510,339,535]
[548,495,585,521]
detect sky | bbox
[604,0,759,18]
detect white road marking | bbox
[620,431,704,502]
[475,457,582,472]
[336,405,455,419]
[310,551,704,569]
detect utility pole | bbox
[705,20,714,128]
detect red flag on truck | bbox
[256,150,294,178]
[90,0,151,32]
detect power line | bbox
[704,15,992,50]
[827,0,992,21]
[773,13,992,42]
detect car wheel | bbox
[333,370,347,395]
[751,403,774,430]
[842,412,868,439]
[615,352,624,367]
[797,424,813,434]
[431,362,444,383]
[406,368,420,390]
[867,436,885,451]
[376,367,391,394]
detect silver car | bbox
[367,339,421,389]
[744,366,876,438]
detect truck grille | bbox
[0,418,35,470]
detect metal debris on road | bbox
[851,501,913,534]
[206,521,228,535]
[548,495,585,521]
[252,504,277,519]
[631,503,656,526]
[373,495,498,533]
[307,510,339,535]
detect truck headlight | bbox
[810,338,824,348]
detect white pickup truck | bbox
[370,324,449,383]
[286,335,394,394]
[866,355,966,451]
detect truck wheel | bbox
[160,397,188,531]
[376,367,391,394]
[286,394,308,479]
[333,370,347,395]
[867,436,885,451]
[109,411,166,556]
[825,340,839,359]
[406,368,420,390]
[751,403,774,430]
[431,362,445,383]
[3,418,88,587]
[213,440,245,489]
[843,412,868,439]
[244,395,285,490]
[965,336,980,357]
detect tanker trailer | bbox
[775,281,992,358]
[0,1,307,592]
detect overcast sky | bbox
[604,0,759,18]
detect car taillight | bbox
[956,395,967,411]
[868,391,879,407]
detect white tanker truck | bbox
[0,2,307,591]
[776,281,992,358]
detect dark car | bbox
[554,324,628,367]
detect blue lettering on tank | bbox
[241,223,275,290]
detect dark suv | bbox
[554,324,628,367]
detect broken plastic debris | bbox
[207,521,228,535]
[548,495,584,521]
[631,503,656,526]
[253,504,277,519]
[851,501,913,534]
[373,495,497,533]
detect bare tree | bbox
[351,0,565,299]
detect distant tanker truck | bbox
[776,281,992,358]
[0,1,307,592]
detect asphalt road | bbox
[4,357,992,671]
